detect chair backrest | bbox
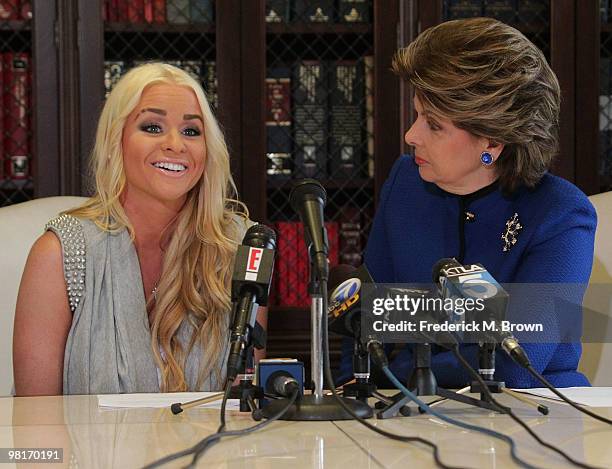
[0,196,87,396]
[580,191,612,385]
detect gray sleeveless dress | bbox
[46,214,243,394]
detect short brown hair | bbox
[393,17,560,193]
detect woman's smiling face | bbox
[121,83,207,207]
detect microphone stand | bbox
[471,343,505,397]
[376,342,548,419]
[343,340,377,403]
[230,322,266,412]
[376,342,443,419]
[258,253,373,420]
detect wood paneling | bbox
[33,0,60,197]
[575,0,600,195]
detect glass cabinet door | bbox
[0,1,33,205]
[265,0,375,310]
[102,0,217,108]
[600,0,612,192]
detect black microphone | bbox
[226,224,277,382]
[328,264,373,337]
[327,264,389,367]
[432,258,531,368]
[433,258,509,333]
[290,179,329,281]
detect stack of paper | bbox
[514,387,612,407]
[97,392,240,410]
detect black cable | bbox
[182,380,233,468]
[318,281,471,469]
[500,339,612,426]
[524,364,612,426]
[186,387,299,468]
[218,380,232,433]
[141,387,299,469]
[382,366,543,469]
[449,345,605,469]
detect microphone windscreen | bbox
[329,264,358,293]
[431,257,461,283]
[289,179,327,211]
[243,223,277,250]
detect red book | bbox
[154,0,166,23]
[288,222,301,307]
[4,52,31,180]
[144,0,153,23]
[296,222,309,307]
[20,0,31,20]
[116,0,129,22]
[270,222,288,307]
[106,0,115,21]
[128,0,145,23]
[293,221,340,307]
[0,1,19,20]
[273,222,285,305]
[275,222,297,307]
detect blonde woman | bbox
[13,63,264,396]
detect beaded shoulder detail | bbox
[45,214,86,313]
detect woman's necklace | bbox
[151,273,161,301]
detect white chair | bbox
[0,196,87,396]
[580,191,612,385]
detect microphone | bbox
[327,264,388,367]
[226,224,277,382]
[432,258,531,368]
[432,258,509,331]
[290,179,329,281]
[328,264,373,337]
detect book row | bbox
[444,0,547,23]
[0,1,30,21]
[103,0,373,25]
[266,58,373,180]
[273,217,363,307]
[0,52,31,182]
[265,0,371,24]
[104,59,218,108]
[103,0,213,24]
[602,0,612,22]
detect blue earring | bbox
[480,151,493,166]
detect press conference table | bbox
[1,391,611,468]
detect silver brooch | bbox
[502,213,522,252]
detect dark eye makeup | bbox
[139,122,202,137]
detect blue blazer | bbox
[340,155,597,388]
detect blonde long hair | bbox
[67,63,248,391]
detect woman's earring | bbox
[480,151,494,166]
